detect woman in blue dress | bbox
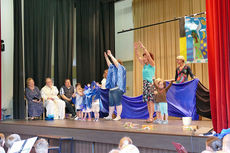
[104,50,126,121]
[25,78,43,119]
[135,41,156,123]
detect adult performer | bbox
[134,41,155,123]
[175,56,195,83]
[104,50,126,121]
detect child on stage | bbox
[91,81,101,122]
[74,83,84,120]
[154,79,174,124]
[153,78,161,124]
[82,84,92,121]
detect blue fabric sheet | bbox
[167,79,199,120]
[100,79,200,120]
[106,64,127,93]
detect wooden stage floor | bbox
[0,119,213,153]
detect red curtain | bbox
[206,0,230,133]
[0,0,1,119]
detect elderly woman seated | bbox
[25,78,43,120]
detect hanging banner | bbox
[180,17,207,63]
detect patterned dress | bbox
[142,64,155,102]
[25,86,43,117]
[175,65,194,83]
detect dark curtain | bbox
[206,0,230,132]
[24,0,54,89]
[76,0,115,85]
[54,0,74,89]
[13,0,25,119]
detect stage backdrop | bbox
[132,0,208,97]
[76,0,115,86]
[101,79,199,120]
[180,17,207,63]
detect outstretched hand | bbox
[134,42,139,50]
[104,52,108,58]
[138,41,145,49]
[107,50,112,56]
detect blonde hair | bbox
[26,78,34,87]
[155,78,162,84]
[119,137,133,149]
[176,56,185,62]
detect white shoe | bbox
[113,116,121,121]
[74,117,79,120]
[104,116,112,120]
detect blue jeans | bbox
[109,88,124,106]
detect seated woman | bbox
[25,78,43,119]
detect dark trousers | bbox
[64,100,76,117]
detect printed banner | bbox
[180,17,208,63]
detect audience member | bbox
[120,144,140,153]
[205,136,222,152]
[119,137,133,150]
[34,138,49,153]
[109,136,139,153]
[5,134,21,153]
[0,133,5,153]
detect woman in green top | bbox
[135,41,156,123]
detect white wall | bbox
[1,0,14,117]
[115,0,134,96]
[115,0,134,61]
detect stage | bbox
[0,119,212,153]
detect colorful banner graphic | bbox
[180,17,208,63]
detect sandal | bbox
[146,118,153,123]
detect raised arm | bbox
[134,42,144,66]
[139,42,155,66]
[107,50,119,68]
[104,52,112,67]
[165,80,173,92]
